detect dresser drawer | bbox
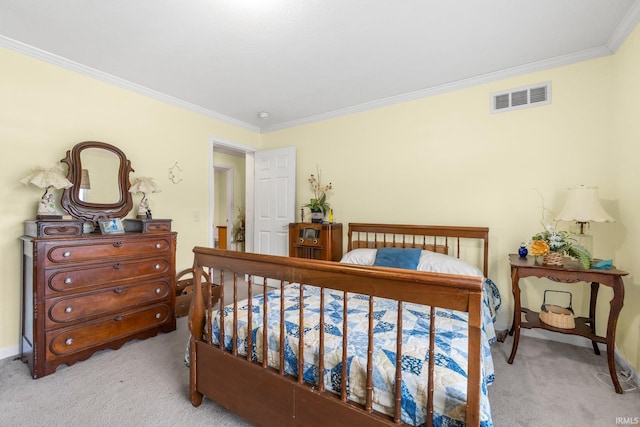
[25,220,84,238]
[45,257,171,295]
[44,237,171,266]
[123,219,172,233]
[46,303,171,357]
[46,280,171,328]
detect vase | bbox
[518,245,528,258]
[310,209,323,223]
[543,252,564,266]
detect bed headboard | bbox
[347,223,490,277]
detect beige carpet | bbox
[0,317,637,427]
[489,335,639,426]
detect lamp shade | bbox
[556,186,614,223]
[20,166,73,190]
[129,177,161,194]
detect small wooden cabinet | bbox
[20,220,177,378]
[288,223,343,261]
[217,226,227,249]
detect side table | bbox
[507,254,628,393]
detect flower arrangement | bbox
[530,225,592,269]
[304,166,333,216]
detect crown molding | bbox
[607,0,640,51]
[261,45,613,133]
[0,35,260,133]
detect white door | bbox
[253,147,296,256]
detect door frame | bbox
[209,136,257,251]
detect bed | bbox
[187,223,500,427]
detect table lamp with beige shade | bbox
[556,185,614,258]
[129,176,161,219]
[20,166,73,219]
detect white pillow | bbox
[341,248,483,277]
[340,248,376,265]
[417,250,483,277]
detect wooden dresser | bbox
[20,219,177,378]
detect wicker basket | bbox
[542,251,564,266]
[539,290,575,329]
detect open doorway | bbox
[209,137,296,255]
[209,137,256,251]
[212,165,234,249]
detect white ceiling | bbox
[1,1,639,133]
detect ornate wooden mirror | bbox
[61,141,134,224]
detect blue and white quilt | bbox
[208,277,499,427]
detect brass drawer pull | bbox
[114,287,124,294]
[63,251,71,258]
[65,338,74,346]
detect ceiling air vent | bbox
[491,82,551,113]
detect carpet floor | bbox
[0,317,637,427]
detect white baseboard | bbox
[494,321,639,389]
[0,345,19,362]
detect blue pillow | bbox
[373,248,422,270]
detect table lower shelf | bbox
[521,308,606,344]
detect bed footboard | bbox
[188,248,484,427]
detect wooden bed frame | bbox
[188,223,489,427]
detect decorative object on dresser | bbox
[98,218,125,234]
[20,141,177,379]
[556,185,614,256]
[20,166,73,219]
[129,176,161,219]
[288,222,342,261]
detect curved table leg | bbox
[508,266,521,364]
[589,281,601,355]
[607,277,625,394]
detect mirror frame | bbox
[61,141,134,224]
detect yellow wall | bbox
[263,25,640,372]
[0,47,261,354]
[611,24,640,372]
[2,23,639,374]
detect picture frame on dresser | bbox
[98,218,125,234]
